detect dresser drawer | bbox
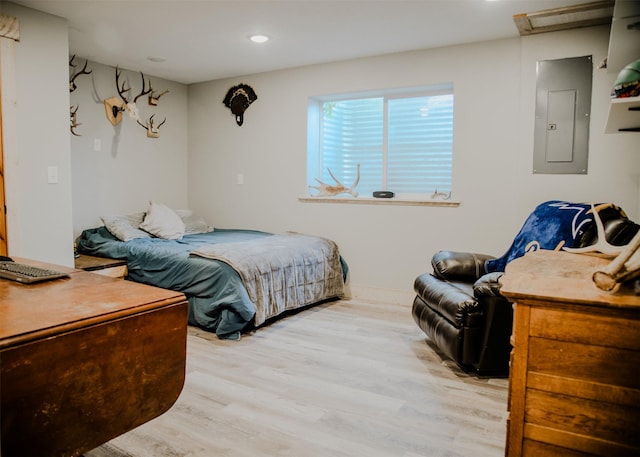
[529,305,640,351]
[524,389,639,455]
[527,336,640,391]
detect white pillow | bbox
[101,213,152,242]
[174,209,214,235]
[139,202,186,240]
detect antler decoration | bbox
[103,66,168,137]
[149,87,170,106]
[115,66,152,122]
[560,203,640,291]
[563,204,629,256]
[431,188,452,200]
[69,55,92,92]
[137,114,166,138]
[592,230,640,291]
[70,105,81,136]
[309,164,360,197]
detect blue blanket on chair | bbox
[485,200,615,273]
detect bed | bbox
[77,205,347,340]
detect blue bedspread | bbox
[77,227,308,339]
[484,200,625,273]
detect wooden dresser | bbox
[1,258,188,457]
[500,250,640,457]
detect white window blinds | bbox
[310,86,454,197]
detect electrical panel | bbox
[533,55,592,174]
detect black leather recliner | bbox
[413,252,512,376]
[412,202,639,377]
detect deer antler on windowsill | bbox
[309,164,360,197]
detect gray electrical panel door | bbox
[533,55,592,174]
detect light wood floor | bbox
[86,297,509,457]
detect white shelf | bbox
[606,1,640,73]
[298,196,460,207]
[604,2,640,134]
[604,96,640,133]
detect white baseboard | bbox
[344,283,414,306]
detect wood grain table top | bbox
[500,250,640,309]
[1,257,186,348]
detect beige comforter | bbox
[191,232,344,326]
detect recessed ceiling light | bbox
[147,56,167,63]
[249,34,269,44]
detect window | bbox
[307,84,454,199]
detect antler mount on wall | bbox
[103,66,169,138]
[69,55,92,136]
[69,55,92,93]
[70,105,81,136]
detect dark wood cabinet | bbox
[1,258,188,457]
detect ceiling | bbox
[9,0,607,85]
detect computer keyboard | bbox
[0,261,70,284]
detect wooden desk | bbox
[500,251,640,457]
[1,258,188,457]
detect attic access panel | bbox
[513,0,614,36]
[533,55,592,174]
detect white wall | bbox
[3,5,637,290]
[188,25,640,294]
[69,61,189,237]
[517,26,640,226]
[2,2,74,266]
[2,2,189,265]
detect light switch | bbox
[47,166,59,184]
[237,173,244,185]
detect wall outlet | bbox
[47,166,58,184]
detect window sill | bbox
[298,196,460,207]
